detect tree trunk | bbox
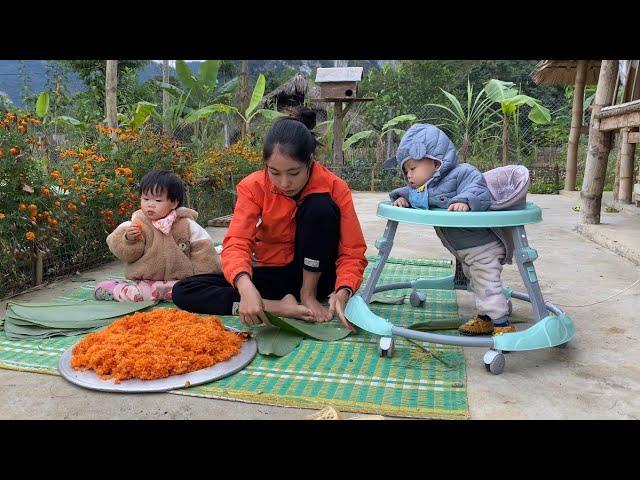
[501,113,509,166]
[565,59,587,191]
[223,120,230,147]
[240,60,249,137]
[461,131,470,162]
[105,60,118,141]
[333,103,344,167]
[385,108,393,159]
[162,60,170,134]
[580,60,619,224]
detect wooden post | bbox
[613,132,622,200]
[333,102,344,166]
[105,60,118,138]
[619,127,636,203]
[580,60,619,224]
[565,60,587,191]
[162,60,170,134]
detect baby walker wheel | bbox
[409,290,427,307]
[483,350,505,375]
[378,337,395,358]
[507,299,513,316]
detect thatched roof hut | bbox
[261,73,321,109]
[531,60,601,85]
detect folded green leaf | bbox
[264,312,351,341]
[254,326,303,356]
[370,293,405,305]
[408,318,466,331]
[4,300,155,329]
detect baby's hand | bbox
[393,197,410,208]
[125,225,142,241]
[448,202,469,212]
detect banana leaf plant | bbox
[157,60,239,144]
[341,114,416,165]
[483,79,551,165]
[185,74,285,136]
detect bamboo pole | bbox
[580,60,619,224]
[565,60,587,191]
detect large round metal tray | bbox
[58,326,257,393]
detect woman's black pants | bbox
[172,193,340,315]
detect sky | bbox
[152,60,203,68]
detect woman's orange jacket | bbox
[221,161,368,294]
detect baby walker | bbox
[345,201,575,375]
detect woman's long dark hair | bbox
[263,106,318,166]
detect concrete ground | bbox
[1,193,639,419]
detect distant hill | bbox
[0,60,382,108]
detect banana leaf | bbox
[3,322,101,340]
[264,312,351,341]
[370,293,405,305]
[408,318,466,331]
[2,300,155,340]
[5,300,155,328]
[254,326,303,357]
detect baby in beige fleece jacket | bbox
[94,169,221,302]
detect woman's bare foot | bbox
[264,294,314,322]
[301,295,333,322]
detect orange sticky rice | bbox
[71,310,247,383]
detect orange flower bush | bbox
[71,310,247,383]
[195,135,262,189]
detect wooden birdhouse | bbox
[315,67,363,100]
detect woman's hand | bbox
[236,274,270,327]
[328,288,356,333]
[448,202,469,212]
[393,197,410,208]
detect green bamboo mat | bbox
[0,257,468,419]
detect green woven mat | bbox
[0,257,468,419]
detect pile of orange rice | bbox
[71,309,247,383]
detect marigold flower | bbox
[18,203,27,212]
[0,213,5,220]
[25,231,35,241]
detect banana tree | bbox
[157,60,239,144]
[118,101,158,129]
[341,114,417,165]
[483,79,551,165]
[426,79,501,161]
[185,74,284,136]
